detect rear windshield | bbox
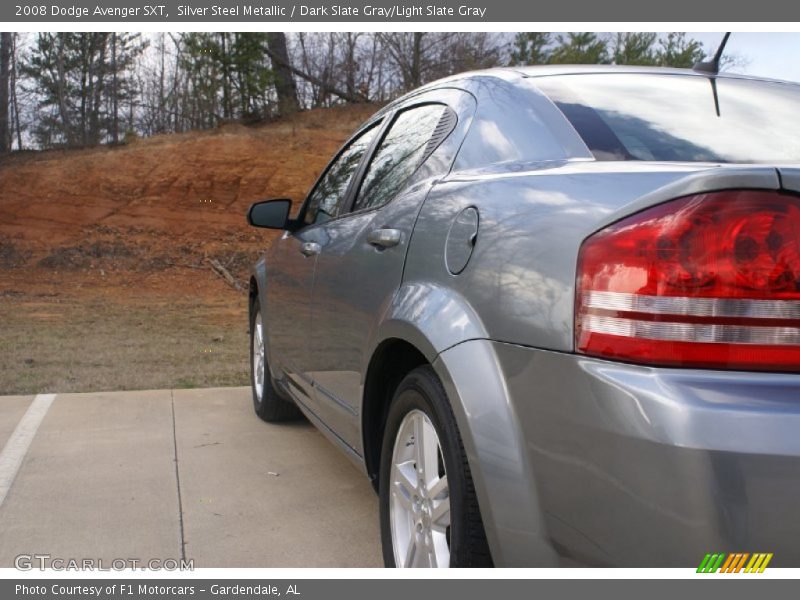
[533,74,800,163]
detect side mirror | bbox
[247,199,292,230]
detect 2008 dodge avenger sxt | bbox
[245,65,800,567]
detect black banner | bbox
[4,579,800,600]
[3,0,799,22]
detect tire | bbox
[250,300,301,422]
[379,365,493,568]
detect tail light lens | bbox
[576,190,800,372]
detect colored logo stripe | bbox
[697,553,773,573]
[745,553,773,573]
[697,553,726,573]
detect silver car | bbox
[246,66,800,568]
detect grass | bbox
[0,294,251,395]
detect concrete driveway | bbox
[0,387,381,568]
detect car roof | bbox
[423,64,800,90]
[374,64,799,125]
[505,64,799,86]
[509,64,694,77]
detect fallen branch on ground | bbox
[207,257,246,292]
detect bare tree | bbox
[378,32,503,93]
[267,35,363,106]
[266,33,299,115]
[378,32,425,90]
[11,34,22,150]
[288,33,394,108]
[0,32,11,152]
[110,32,118,142]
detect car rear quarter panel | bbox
[401,163,782,354]
[778,166,800,192]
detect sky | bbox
[694,32,800,82]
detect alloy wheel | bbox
[389,409,451,567]
[252,311,265,402]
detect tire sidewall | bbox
[379,367,470,568]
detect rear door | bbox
[265,121,381,403]
[306,90,476,452]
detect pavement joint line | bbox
[0,393,56,508]
[170,389,187,562]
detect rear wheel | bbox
[250,302,300,422]
[379,366,492,567]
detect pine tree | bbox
[178,32,278,125]
[657,33,706,68]
[233,33,275,120]
[612,33,658,65]
[108,33,146,143]
[549,33,610,65]
[510,33,552,65]
[21,32,144,148]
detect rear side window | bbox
[353,104,454,213]
[534,74,800,163]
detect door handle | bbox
[367,228,402,249]
[300,242,321,257]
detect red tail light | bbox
[576,190,800,372]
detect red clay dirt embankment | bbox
[0,104,377,300]
[0,104,378,394]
